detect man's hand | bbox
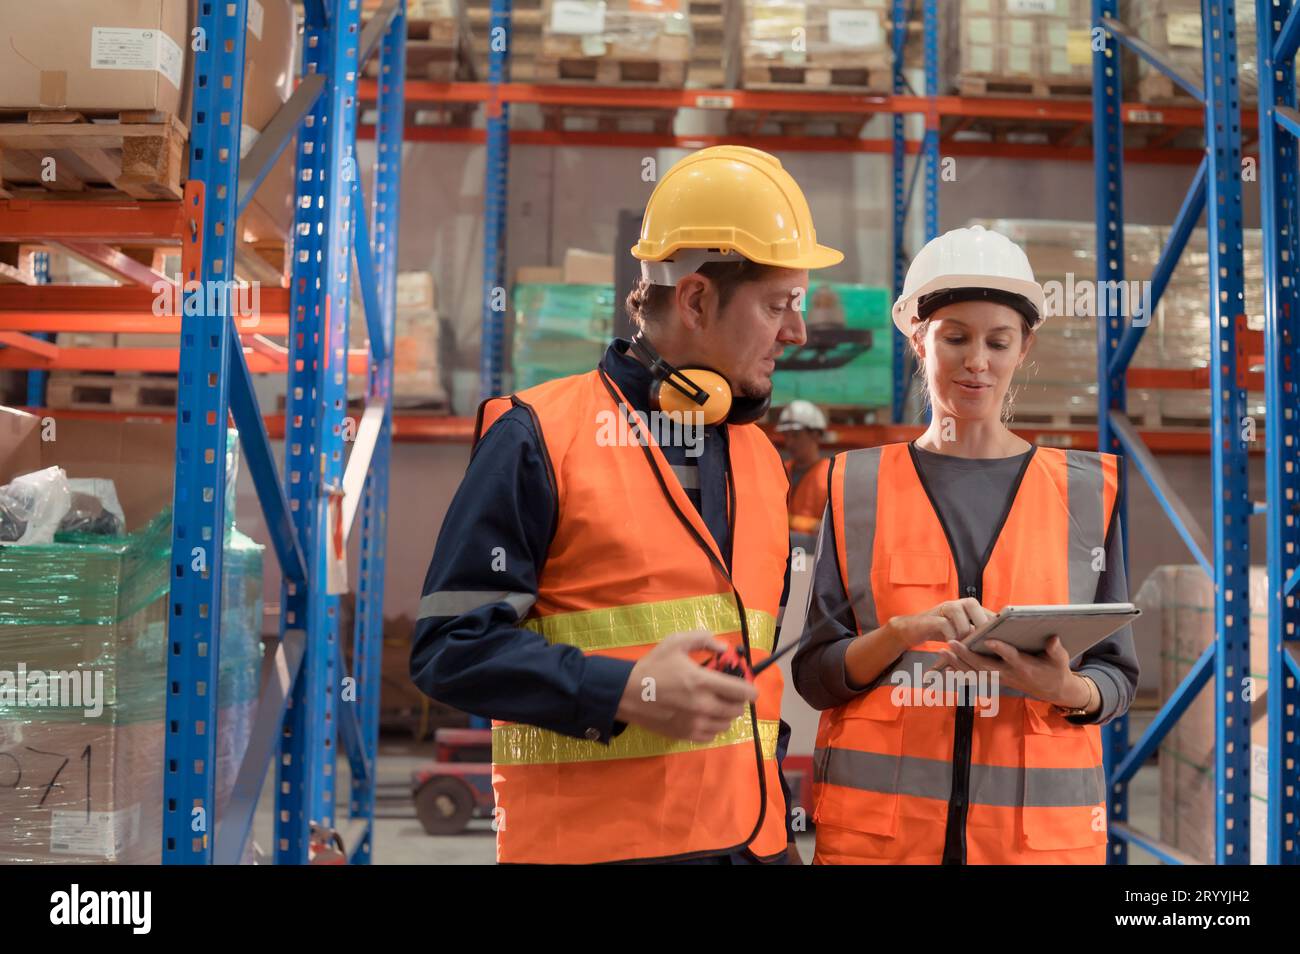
[942,635,1093,709]
[616,630,759,742]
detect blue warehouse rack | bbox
[890,0,939,423]
[1091,0,1298,864]
[164,0,407,864]
[1253,0,1300,866]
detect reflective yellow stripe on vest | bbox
[521,593,777,654]
[495,717,781,766]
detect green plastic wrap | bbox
[0,506,264,863]
[770,283,893,408]
[512,283,615,390]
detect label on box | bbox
[581,34,608,55]
[1007,0,1055,13]
[249,0,265,40]
[50,805,140,860]
[1067,28,1092,64]
[1166,13,1202,48]
[663,12,691,36]
[827,9,882,48]
[91,28,183,90]
[550,0,606,35]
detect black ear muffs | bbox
[628,334,770,426]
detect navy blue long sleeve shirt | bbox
[410,339,796,856]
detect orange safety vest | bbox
[813,441,1119,865]
[476,369,791,864]
[786,457,830,535]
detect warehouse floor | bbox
[249,712,1164,865]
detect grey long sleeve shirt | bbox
[792,444,1140,723]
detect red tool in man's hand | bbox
[704,587,866,681]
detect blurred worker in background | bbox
[411,146,843,864]
[793,225,1138,865]
[777,399,830,552]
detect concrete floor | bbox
[250,711,1164,865]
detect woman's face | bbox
[916,299,1032,423]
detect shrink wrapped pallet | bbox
[944,0,1093,97]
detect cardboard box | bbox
[236,0,299,243]
[0,1,190,113]
[515,266,565,285]
[563,248,615,285]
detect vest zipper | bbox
[906,442,1036,867]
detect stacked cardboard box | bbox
[969,219,1266,426]
[0,412,262,864]
[538,0,691,85]
[350,272,447,408]
[0,1,298,244]
[944,0,1093,96]
[1136,565,1269,864]
[727,0,903,91]
[1124,0,1258,104]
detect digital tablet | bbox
[952,603,1141,661]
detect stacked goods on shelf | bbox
[466,0,541,81]
[1123,0,1257,104]
[771,283,893,409]
[363,0,477,79]
[968,219,1265,427]
[725,0,901,92]
[0,414,262,864]
[538,0,691,85]
[511,260,615,388]
[0,0,298,252]
[943,0,1093,97]
[1135,565,1270,864]
[688,0,727,87]
[349,271,448,408]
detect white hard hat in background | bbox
[891,225,1046,338]
[776,400,827,432]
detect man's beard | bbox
[737,377,773,401]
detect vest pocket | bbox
[813,691,904,837]
[1020,702,1108,851]
[887,552,951,587]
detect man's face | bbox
[693,267,809,399]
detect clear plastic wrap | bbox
[771,283,893,408]
[0,509,264,863]
[0,466,71,546]
[512,283,615,391]
[541,0,691,63]
[740,0,896,68]
[1124,0,1258,103]
[943,0,1093,90]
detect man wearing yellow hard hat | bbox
[411,146,843,864]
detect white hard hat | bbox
[892,225,1045,338]
[776,400,827,432]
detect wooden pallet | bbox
[363,12,478,81]
[541,105,676,135]
[0,111,186,200]
[534,56,687,86]
[1134,72,1201,105]
[958,75,1093,99]
[46,372,179,411]
[740,64,891,92]
[1011,403,1163,429]
[726,110,868,138]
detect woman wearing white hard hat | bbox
[792,225,1138,864]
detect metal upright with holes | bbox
[890,0,939,423]
[481,0,512,400]
[1092,0,1269,864]
[164,0,406,865]
[1254,0,1300,865]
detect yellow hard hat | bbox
[631,146,843,281]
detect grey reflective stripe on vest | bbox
[671,464,700,489]
[840,447,883,632]
[815,747,1105,808]
[418,590,536,621]
[1065,450,1108,604]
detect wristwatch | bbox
[1054,674,1098,718]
